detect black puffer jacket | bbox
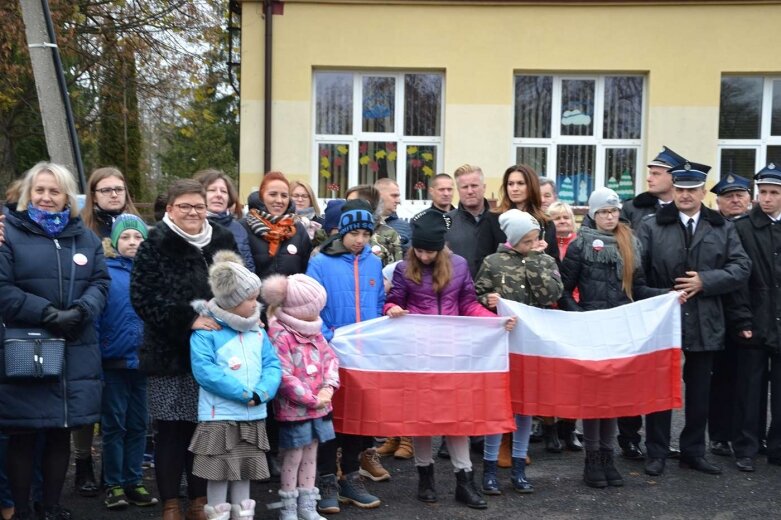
[636,203,751,352]
[130,221,238,376]
[620,191,660,229]
[445,201,505,278]
[0,211,110,430]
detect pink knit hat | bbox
[261,273,326,321]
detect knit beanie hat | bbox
[261,273,327,322]
[111,213,148,249]
[339,199,374,236]
[209,251,262,309]
[410,209,451,251]
[324,199,346,234]
[588,187,622,219]
[499,209,540,247]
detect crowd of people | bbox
[0,149,778,520]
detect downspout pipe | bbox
[263,0,273,173]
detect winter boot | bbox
[394,437,414,459]
[583,450,608,488]
[74,456,99,497]
[267,490,297,520]
[375,437,399,457]
[600,449,624,487]
[203,503,231,520]
[297,488,326,520]
[337,471,381,509]
[498,433,512,468]
[185,496,208,520]
[454,469,487,509]
[416,464,437,503]
[558,420,583,451]
[315,474,340,514]
[543,424,562,453]
[359,448,390,481]
[162,498,183,520]
[40,505,72,520]
[481,460,501,496]
[510,456,534,493]
[229,499,255,519]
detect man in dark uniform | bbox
[730,163,781,472]
[616,145,687,461]
[637,161,751,477]
[708,174,753,458]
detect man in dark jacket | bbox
[445,164,505,279]
[636,161,751,477]
[428,173,456,213]
[730,163,781,472]
[375,178,412,254]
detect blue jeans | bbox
[101,369,148,487]
[483,415,533,460]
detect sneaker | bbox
[124,484,159,507]
[359,448,390,482]
[105,486,129,510]
[337,472,381,509]
[142,453,155,469]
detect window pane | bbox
[317,143,350,198]
[515,147,548,176]
[560,79,595,137]
[767,146,781,168]
[719,148,756,180]
[604,77,643,139]
[406,145,438,200]
[316,73,353,135]
[514,76,552,138]
[719,76,763,139]
[605,148,637,200]
[362,77,395,133]
[556,145,595,205]
[772,80,781,136]
[358,141,397,185]
[404,74,442,136]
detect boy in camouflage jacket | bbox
[474,209,563,496]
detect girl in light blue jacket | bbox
[189,251,282,520]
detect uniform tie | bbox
[686,218,694,247]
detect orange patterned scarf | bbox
[246,208,297,257]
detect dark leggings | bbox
[318,433,371,476]
[7,429,70,514]
[154,420,206,501]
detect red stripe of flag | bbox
[332,368,516,436]
[510,349,682,419]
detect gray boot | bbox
[267,489,298,520]
[297,488,326,520]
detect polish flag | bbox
[498,293,682,419]
[329,315,516,436]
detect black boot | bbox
[543,424,562,453]
[74,456,98,497]
[510,457,533,493]
[583,450,607,488]
[416,464,437,503]
[558,421,583,451]
[600,449,624,487]
[454,469,487,509]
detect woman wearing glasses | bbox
[130,179,239,519]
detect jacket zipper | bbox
[53,238,69,427]
[240,332,251,420]
[354,255,361,322]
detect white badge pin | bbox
[306,364,318,375]
[287,244,298,255]
[73,253,88,266]
[228,356,242,370]
[592,239,604,252]
[371,244,382,255]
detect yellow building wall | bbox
[238,1,781,201]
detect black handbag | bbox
[2,239,76,379]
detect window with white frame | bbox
[313,71,444,200]
[513,74,645,205]
[718,75,781,181]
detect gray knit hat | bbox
[209,251,262,309]
[588,187,622,219]
[499,209,540,247]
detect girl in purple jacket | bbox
[384,209,515,510]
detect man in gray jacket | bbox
[636,161,751,477]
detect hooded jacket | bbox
[620,191,661,229]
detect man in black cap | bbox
[636,161,751,477]
[707,173,754,458]
[621,146,687,228]
[729,163,781,472]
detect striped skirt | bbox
[189,420,270,481]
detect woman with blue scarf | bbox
[0,161,110,520]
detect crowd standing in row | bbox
[0,148,778,520]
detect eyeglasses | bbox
[95,187,126,195]
[174,203,207,213]
[291,194,310,199]
[595,208,620,217]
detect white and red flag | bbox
[498,293,682,419]
[329,315,516,436]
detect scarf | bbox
[27,203,70,237]
[207,210,234,228]
[245,208,296,257]
[578,226,640,281]
[162,212,213,249]
[192,299,261,332]
[274,309,323,338]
